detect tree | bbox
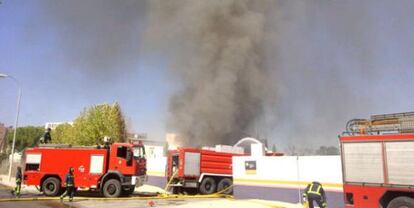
[6,126,44,152]
[52,123,74,144]
[315,145,339,155]
[53,103,127,146]
[271,144,277,152]
[75,103,126,145]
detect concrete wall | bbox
[146,156,167,188]
[233,155,344,208]
[145,154,344,207]
[145,145,165,159]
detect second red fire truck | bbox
[166,147,242,195]
[340,112,414,208]
[23,140,146,197]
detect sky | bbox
[0,1,175,141]
[1,0,414,150]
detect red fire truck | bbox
[23,141,146,197]
[340,112,414,208]
[166,147,241,195]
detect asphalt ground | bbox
[0,182,300,208]
[0,184,230,208]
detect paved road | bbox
[0,184,68,208]
[0,184,225,208]
[0,183,292,208]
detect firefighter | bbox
[40,128,52,144]
[60,167,75,202]
[11,166,22,198]
[303,181,327,208]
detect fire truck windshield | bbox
[133,146,145,158]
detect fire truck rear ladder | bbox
[345,112,414,135]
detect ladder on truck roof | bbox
[345,112,414,135]
[37,144,103,149]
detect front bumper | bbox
[122,175,147,187]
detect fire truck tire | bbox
[42,177,61,196]
[217,178,233,194]
[387,196,414,208]
[183,188,198,195]
[121,185,135,196]
[199,177,216,195]
[172,187,182,194]
[103,179,122,198]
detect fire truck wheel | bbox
[217,178,233,194]
[387,196,414,208]
[103,179,122,198]
[199,177,216,195]
[42,177,61,196]
[122,185,135,196]
[183,188,198,195]
[172,187,182,194]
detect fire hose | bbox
[163,169,234,196]
[0,170,233,202]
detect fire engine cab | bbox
[340,112,414,208]
[23,140,146,197]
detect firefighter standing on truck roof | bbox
[11,166,22,198]
[303,181,327,208]
[40,128,52,144]
[60,167,75,202]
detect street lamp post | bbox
[0,73,22,181]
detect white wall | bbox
[233,155,343,191]
[145,154,343,191]
[145,145,165,159]
[146,156,167,177]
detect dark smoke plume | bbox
[145,0,275,146]
[20,0,414,149]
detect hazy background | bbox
[1,0,413,150]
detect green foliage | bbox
[52,123,74,144]
[7,126,44,152]
[315,145,339,155]
[271,144,277,152]
[52,103,126,146]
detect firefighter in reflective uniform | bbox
[60,167,75,202]
[303,181,327,208]
[11,166,22,198]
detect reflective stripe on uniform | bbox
[66,174,74,186]
[307,184,322,196]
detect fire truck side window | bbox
[117,146,127,158]
[133,146,145,158]
[25,163,40,171]
[172,155,179,167]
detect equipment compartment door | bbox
[386,141,414,185]
[343,142,384,184]
[90,155,104,174]
[184,152,200,176]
